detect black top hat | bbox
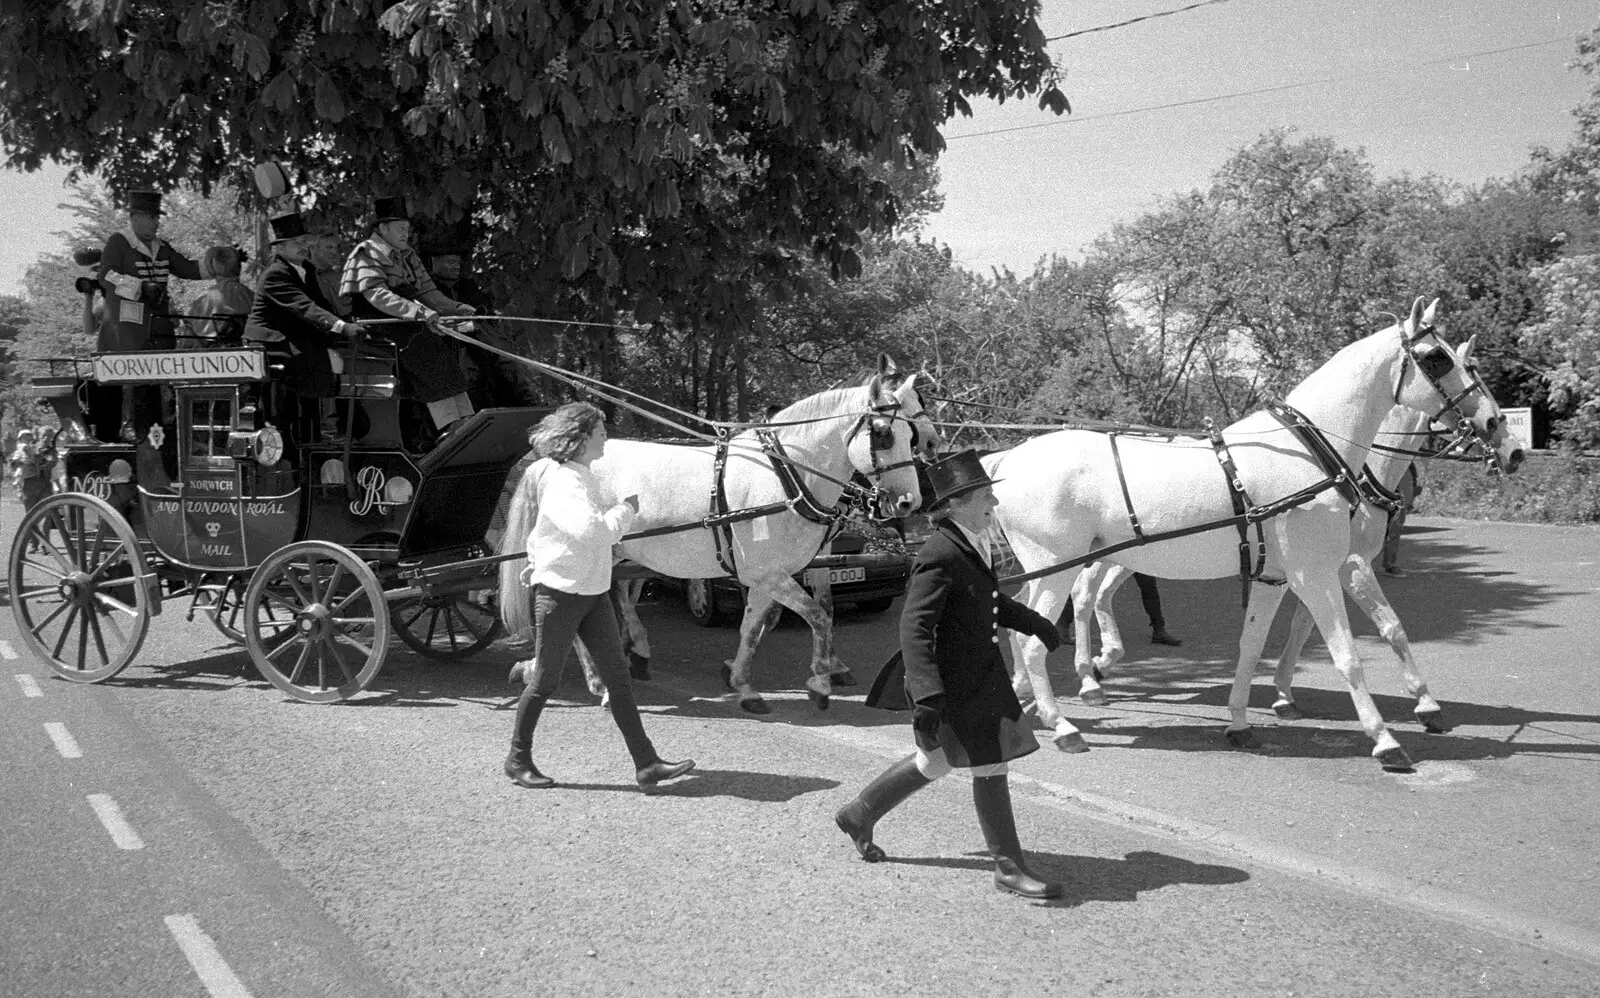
[372,196,409,224]
[126,190,163,215]
[269,212,308,243]
[926,449,1001,510]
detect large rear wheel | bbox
[243,541,389,703]
[390,589,503,660]
[8,493,152,683]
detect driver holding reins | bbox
[339,196,478,448]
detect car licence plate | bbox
[828,567,866,585]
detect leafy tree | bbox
[1519,253,1600,447]
[0,0,1067,380]
[1531,20,1600,216]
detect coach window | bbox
[186,394,235,469]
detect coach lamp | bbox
[227,425,284,466]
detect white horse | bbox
[1069,401,1437,722]
[990,299,1523,769]
[500,359,927,714]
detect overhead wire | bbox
[1044,0,1239,43]
[947,36,1572,143]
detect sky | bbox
[0,0,1595,297]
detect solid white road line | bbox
[0,640,18,660]
[85,793,144,850]
[164,914,255,998]
[44,722,82,759]
[14,673,42,697]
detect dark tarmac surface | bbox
[3,510,1598,997]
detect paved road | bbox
[2,507,1597,997]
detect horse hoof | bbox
[1224,728,1259,750]
[1377,746,1414,772]
[720,665,736,692]
[739,697,771,715]
[1414,709,1451,734]
[1080,688,1107,707]
[828,670,858,688]
[1091,666,1104,682]
[1054,732,1090,754]
[1273,702,1306,721]
[628,651,651,682]
[808,689,831,711]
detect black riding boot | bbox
[972,775,1062,899]
[504,687,554,788]
[607,683,695,787]
[835,754,933,863]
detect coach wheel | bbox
[684,577,727,627]
[390,590,503,660]
[243,541,389,703]
[8,493,152,683]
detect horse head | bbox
[847,367,923,518]
[1395,297,1523,475]
[877,353,944,463]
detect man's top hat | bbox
[108,459,133,484]
[268,212,308,243]
[925,449,1001,510]
[372,196,409,224]
[126,190,163,215]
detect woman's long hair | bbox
[498,457,545,641]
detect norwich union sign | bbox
[92,349,267,383]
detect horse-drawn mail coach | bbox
[10,340,549,702]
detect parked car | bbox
[675,532,912,627]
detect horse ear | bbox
[878,353,899,378]
[1458,333,1477,366]
[1421,298,1439,330]
[1407,296,1425,335]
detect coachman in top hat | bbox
[93,189,205,440]
[836,449,1068,899]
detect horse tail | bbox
[498,456,545,642]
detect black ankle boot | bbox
[972,775,1062,899]
[835,754,932,863]
[503,754,555,789]
[636,758,695,786]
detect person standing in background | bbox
[185,246,253,347]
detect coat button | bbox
[991,635,1000,644]
[991,590,999,598]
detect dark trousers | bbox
[1133,572,1164,630]
[509,586,658,768]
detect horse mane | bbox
[497,456,546,641]
[768,383,873,428]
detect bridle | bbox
[1394,321,1502,463]
[846,400,920,478]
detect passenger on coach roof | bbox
[339,196,478,449]
[421,236,542,410]
[94,189,206,442]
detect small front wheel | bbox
[391,590,503,660]
[9,493,153,683]
[243,541,389,703]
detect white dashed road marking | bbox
[44,722,82,759]
[0,640,18,660]
[85,794,144,850]
[14,673,42,697]
[165,914,255,998]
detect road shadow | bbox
[515,768,837,803]
[884,848,1249,909]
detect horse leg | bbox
[1287,569,1412,770]
[1225,583,1290,747]
[768,574,843,709]
[1270,593,1313,721]
[1089,565,1132,680]
[1072,563,1113,707]
[1007,575,1087,753]
[1342,559,1448,733]
[806,568,855,688]
[723,582,785,715]
[573,637,610,707]
[611,579,652,681]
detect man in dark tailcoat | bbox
[244,212,368,443]
[837,449,1066,899]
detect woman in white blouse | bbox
[504,402,695,790]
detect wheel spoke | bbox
[332,586,369,615]
[326,639,360,683]
[444,608,461,651]
[424,608,441,646]
[283,570,313,609]
[401,602,428,628]
[262,588,303,616]
[19,559,66,581]
[304,556,323,604]
[18,586,65,601]
[453,604,491,642]
[323,563,346,606]
[51,605,80,659]
[285,640,314,684]
[73,508,87,572]
[87,518,110,574]
[93,593,139,618]
[86,542,128,582]
[334,631,374,659]
[87,608,111,666]
[76,605,89,669]
[29,598,73,637]
[99,607,128,647]
[35,521,75,576]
